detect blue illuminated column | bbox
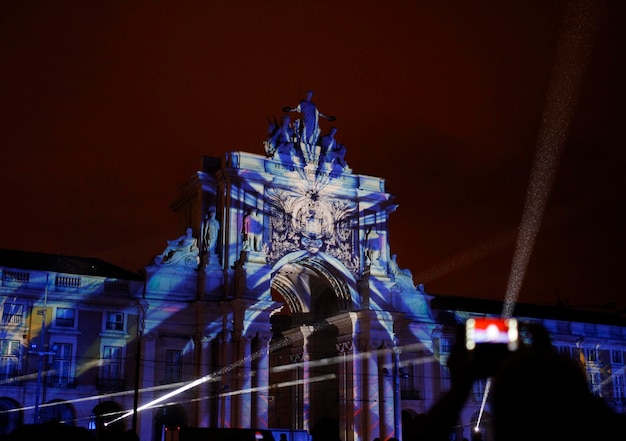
[380,344,395,440]
[284,326,313,433]
[366,340,381,441]
[253,331,271,428]
[336,338,353,441]
[139,334,157,434]
[218,332,234,427]
[352,339,366,441]
[236,331,253,428]
[196,337,211,427]
[392,347,402,440]
[301,327,313,434]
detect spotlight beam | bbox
[502,0,603,316]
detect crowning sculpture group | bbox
[264,90,348,169]
[155,90,352,269]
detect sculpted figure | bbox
[242,208,263,252]
[321,126,347,168]
[265,114,296,158]
[202,210,220,255]
[156,227,199,266]
[283,90,335,146]
[364,228,381,265]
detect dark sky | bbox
[1,1,624,310]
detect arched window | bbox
[153,404,186,441]
[91,400,125,441]
[40,399,75,425]
[0,397,22,436]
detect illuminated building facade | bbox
[1,96,626,441]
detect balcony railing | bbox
[1,313,23,325]
[1,270,30,283]
[55,317,75,327]
[45,375,76,389]
[97,377,126,391]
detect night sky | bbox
[1,1,624,310]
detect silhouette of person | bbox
[419,322,626,441]
[283,90,335,146]
[490,338,624,441]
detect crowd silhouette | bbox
[418,322,626,441]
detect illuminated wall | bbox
[2,95,626,441]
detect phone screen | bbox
[465,317,519,351]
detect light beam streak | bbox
[0,342,434,423]
[502,0,603,316]
[103,335,432,426]
[474,0,605,421]
[474,378,492,432]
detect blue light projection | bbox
[3,80,617,441]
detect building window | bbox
[99,346,123,390]
[589,371,601,397]
[614,374,625,404]
[165,349,183,384]
[557,345,571,359]
[1,303,23,325]
[48,343,74,388]
[440,337,453,354]
[611,350,623,365]
[399,362,421,400]
[586,348,597,363]
[472,378,488,401]
[55,308,75,328]
[0,339,20,381]
[105,312,124,331]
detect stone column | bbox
[139,333,157,437]
[194,334,212,427]
[233,331,253,428]
[300,326,313,433]
[365,339,382,441]
[218,331,234,427]
[336,338,354,441]
[379,342,395,440]
[352,338,366,441]
[253,331,272,428]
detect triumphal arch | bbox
[143,91,436,441]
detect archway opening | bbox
[268,257,348,435]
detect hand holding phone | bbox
[465,317,519,377]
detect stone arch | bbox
[91,400,125,441]
[153,404,187,441]
[270,252,358,322]
[0,397,21,436]
[268,252,355,434]
[40,398,76,425]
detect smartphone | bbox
[465,317,519,351]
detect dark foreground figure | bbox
[5,421,95,441]
[419,322,626,441]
